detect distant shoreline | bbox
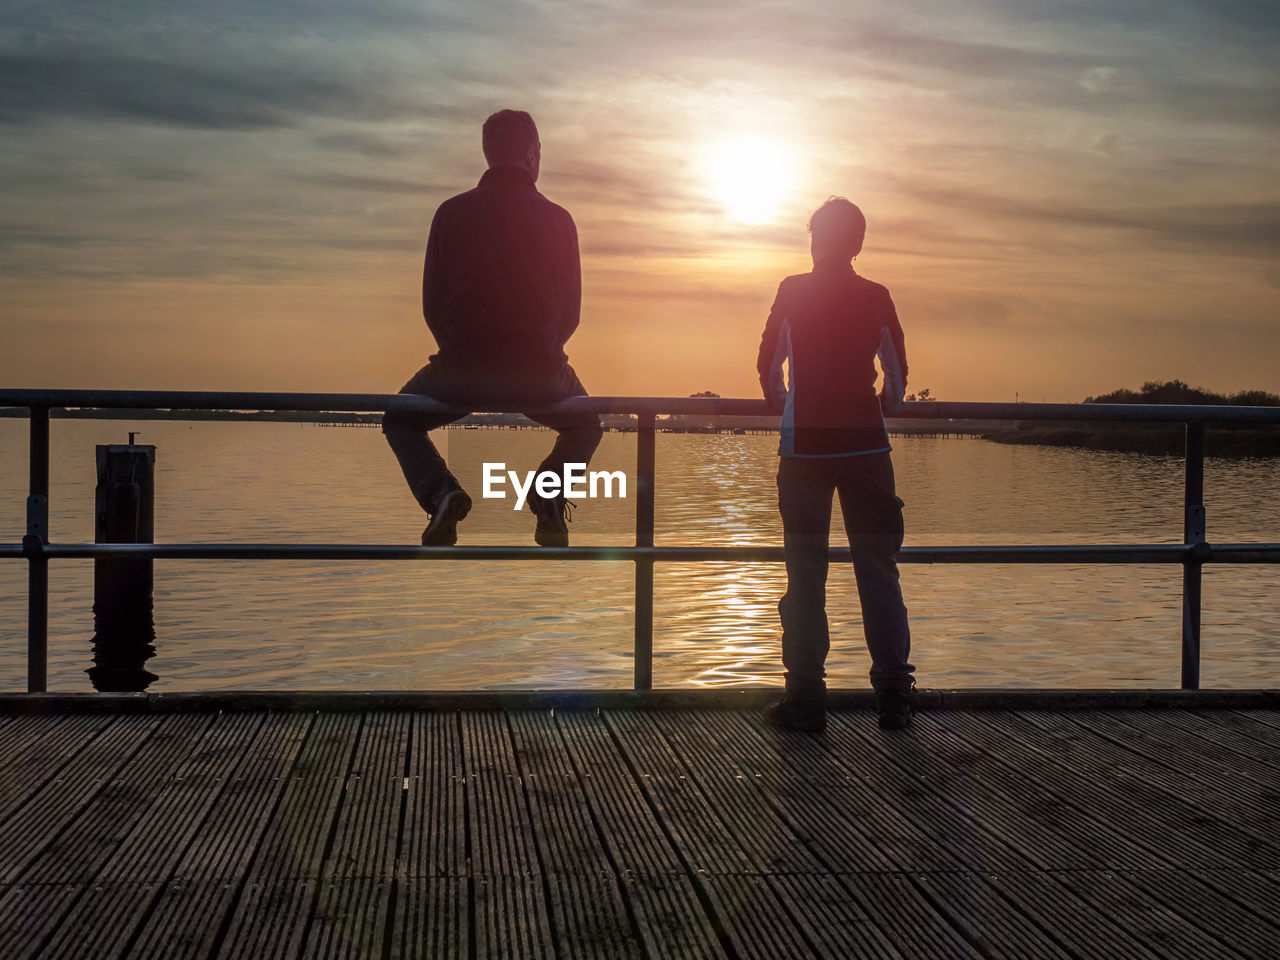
[984,425,1280,458]
[5,407,1278,456]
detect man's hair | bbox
[482,110,539,167]
[808,196,867,259]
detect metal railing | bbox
[4,389,1280,694]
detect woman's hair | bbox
[808,196,867,259]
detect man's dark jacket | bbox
[423,166,580,377]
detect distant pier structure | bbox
[314,414,999,437]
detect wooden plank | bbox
[473,876,554,960]
[913,871,1083,960]
[1225,709,1280,733]
[989,710,1280,869]
[214,713,361,959]
[461,713,557,958]
[765,873,903,960]
[553,710,686,877]
[553,711,745,957]
[0,883,83,960]
[1050,870,1241,960]
[1023,711,1280,843]
[6,704,1278,960]
[35,881,159,960]
[389,877,467,960]
[696,874,821,959]
[931,709,1264,870]
[1189,868,1280,931]
[241,711,361,883]
[461,711,543,878]
[303,878,392,960]
[86,712,265,883]
[1111,708,1280,781]
[18,712,225,882]
[1197,709,1280,757]
[643,710,829,875]
[1068,709,1278,803]
[657,710,899,873]
[15,714,261,958]
[0,714,176,884]
[398,711,465,879]
[508,710,617,877]
[166,711,314,883]
[979,871,1165,960]
[832,710,1165,870]
[122,714,315,960]
[547,874,643,960]
[603,710,758,876]
[1114,869,1280,959]
[508,712,644,959]
[837,872,983,960]
[127,879,246,960]
[294,714,408,960]
[726,709,996,873]
[0,714,118,824]
[621,873,729,960]
[215,878,315,960]
[786,711,1035,873]
[325,711,409,880]
[823,711,1089,870]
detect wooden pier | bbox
[2,697,1279,959]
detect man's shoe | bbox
[421,489,472,546]
[763,691,827,733]
[528,492,574,547]
[875,679,915,730]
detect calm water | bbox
[1,419,1277,691]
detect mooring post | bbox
[91,438,158,691]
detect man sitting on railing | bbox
[757,197,917,732]
[383,110,604,546]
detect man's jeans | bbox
[383,362,603,514]
[776,452,914,693]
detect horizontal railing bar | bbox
[2,389,1280,424]
[0,542,1275,563]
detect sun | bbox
[703,136,799,225]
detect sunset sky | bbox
[2,0,1277,402]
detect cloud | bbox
[893,178,1280,256]
[0,46,420,129]
[1,0,1278,399]
[294,172,457,194]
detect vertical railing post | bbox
[1181,421,1205,690]
[634,411,656,690]
[24,406,50,693]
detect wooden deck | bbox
[2,705,1279,959]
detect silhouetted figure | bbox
[756,197,916,732]
[384,110,603,545]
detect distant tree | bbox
[689,390,721,398]
[903,387,934,402]
[1229,389,1280,406]
[1085,380,1279,406]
